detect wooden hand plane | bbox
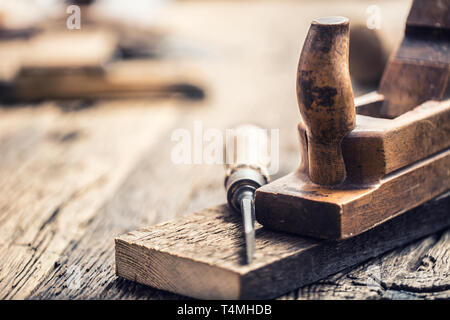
[114,1,449,299]
[255,1,450,240]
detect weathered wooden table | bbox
[0,1,448,299]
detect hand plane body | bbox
[255,2,450,239]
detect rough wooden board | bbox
[285,227,450,300]
[115,193,450,299]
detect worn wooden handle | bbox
[296,16,356,186]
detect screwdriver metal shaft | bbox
[224,125,270,264]
[240,193,255,264]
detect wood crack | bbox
[37,175,107,233]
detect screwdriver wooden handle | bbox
[296,16,356,186]
[224,125,270,211]
[225,125,270,172]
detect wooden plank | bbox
[288,227,450,300]
[115,192,450,300]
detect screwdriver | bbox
[224,125,270,264]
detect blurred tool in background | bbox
[224,125,271,264]
[54,0,171,59]
[0,0,56,38]
[0,0,205,104]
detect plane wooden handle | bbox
[296,16,356,186]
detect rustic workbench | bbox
[0,1,448,299]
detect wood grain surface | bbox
[2,0,447,300]
[115,193,450,299]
